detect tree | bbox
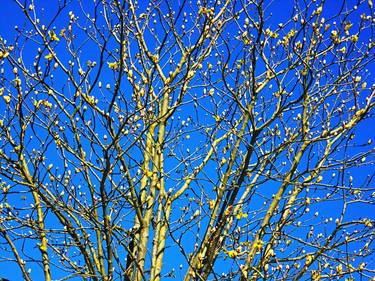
[0,0,374,280]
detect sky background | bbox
[0,0,374,280]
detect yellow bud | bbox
[305,254,313,264]
[314,6,322,15]
[3,95,11,104]
[48,30,60,42]
[45,53,54,61]
[316,175,323,183]
[336,264,342,274]
[108,62,118,70]
[226,250,237,258]
[350,35,358,43]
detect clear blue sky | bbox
[0,0,374,280]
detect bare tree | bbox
[0,0,374,280]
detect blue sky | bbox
[0,0,374,280]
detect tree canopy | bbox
[0,0,374,280]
